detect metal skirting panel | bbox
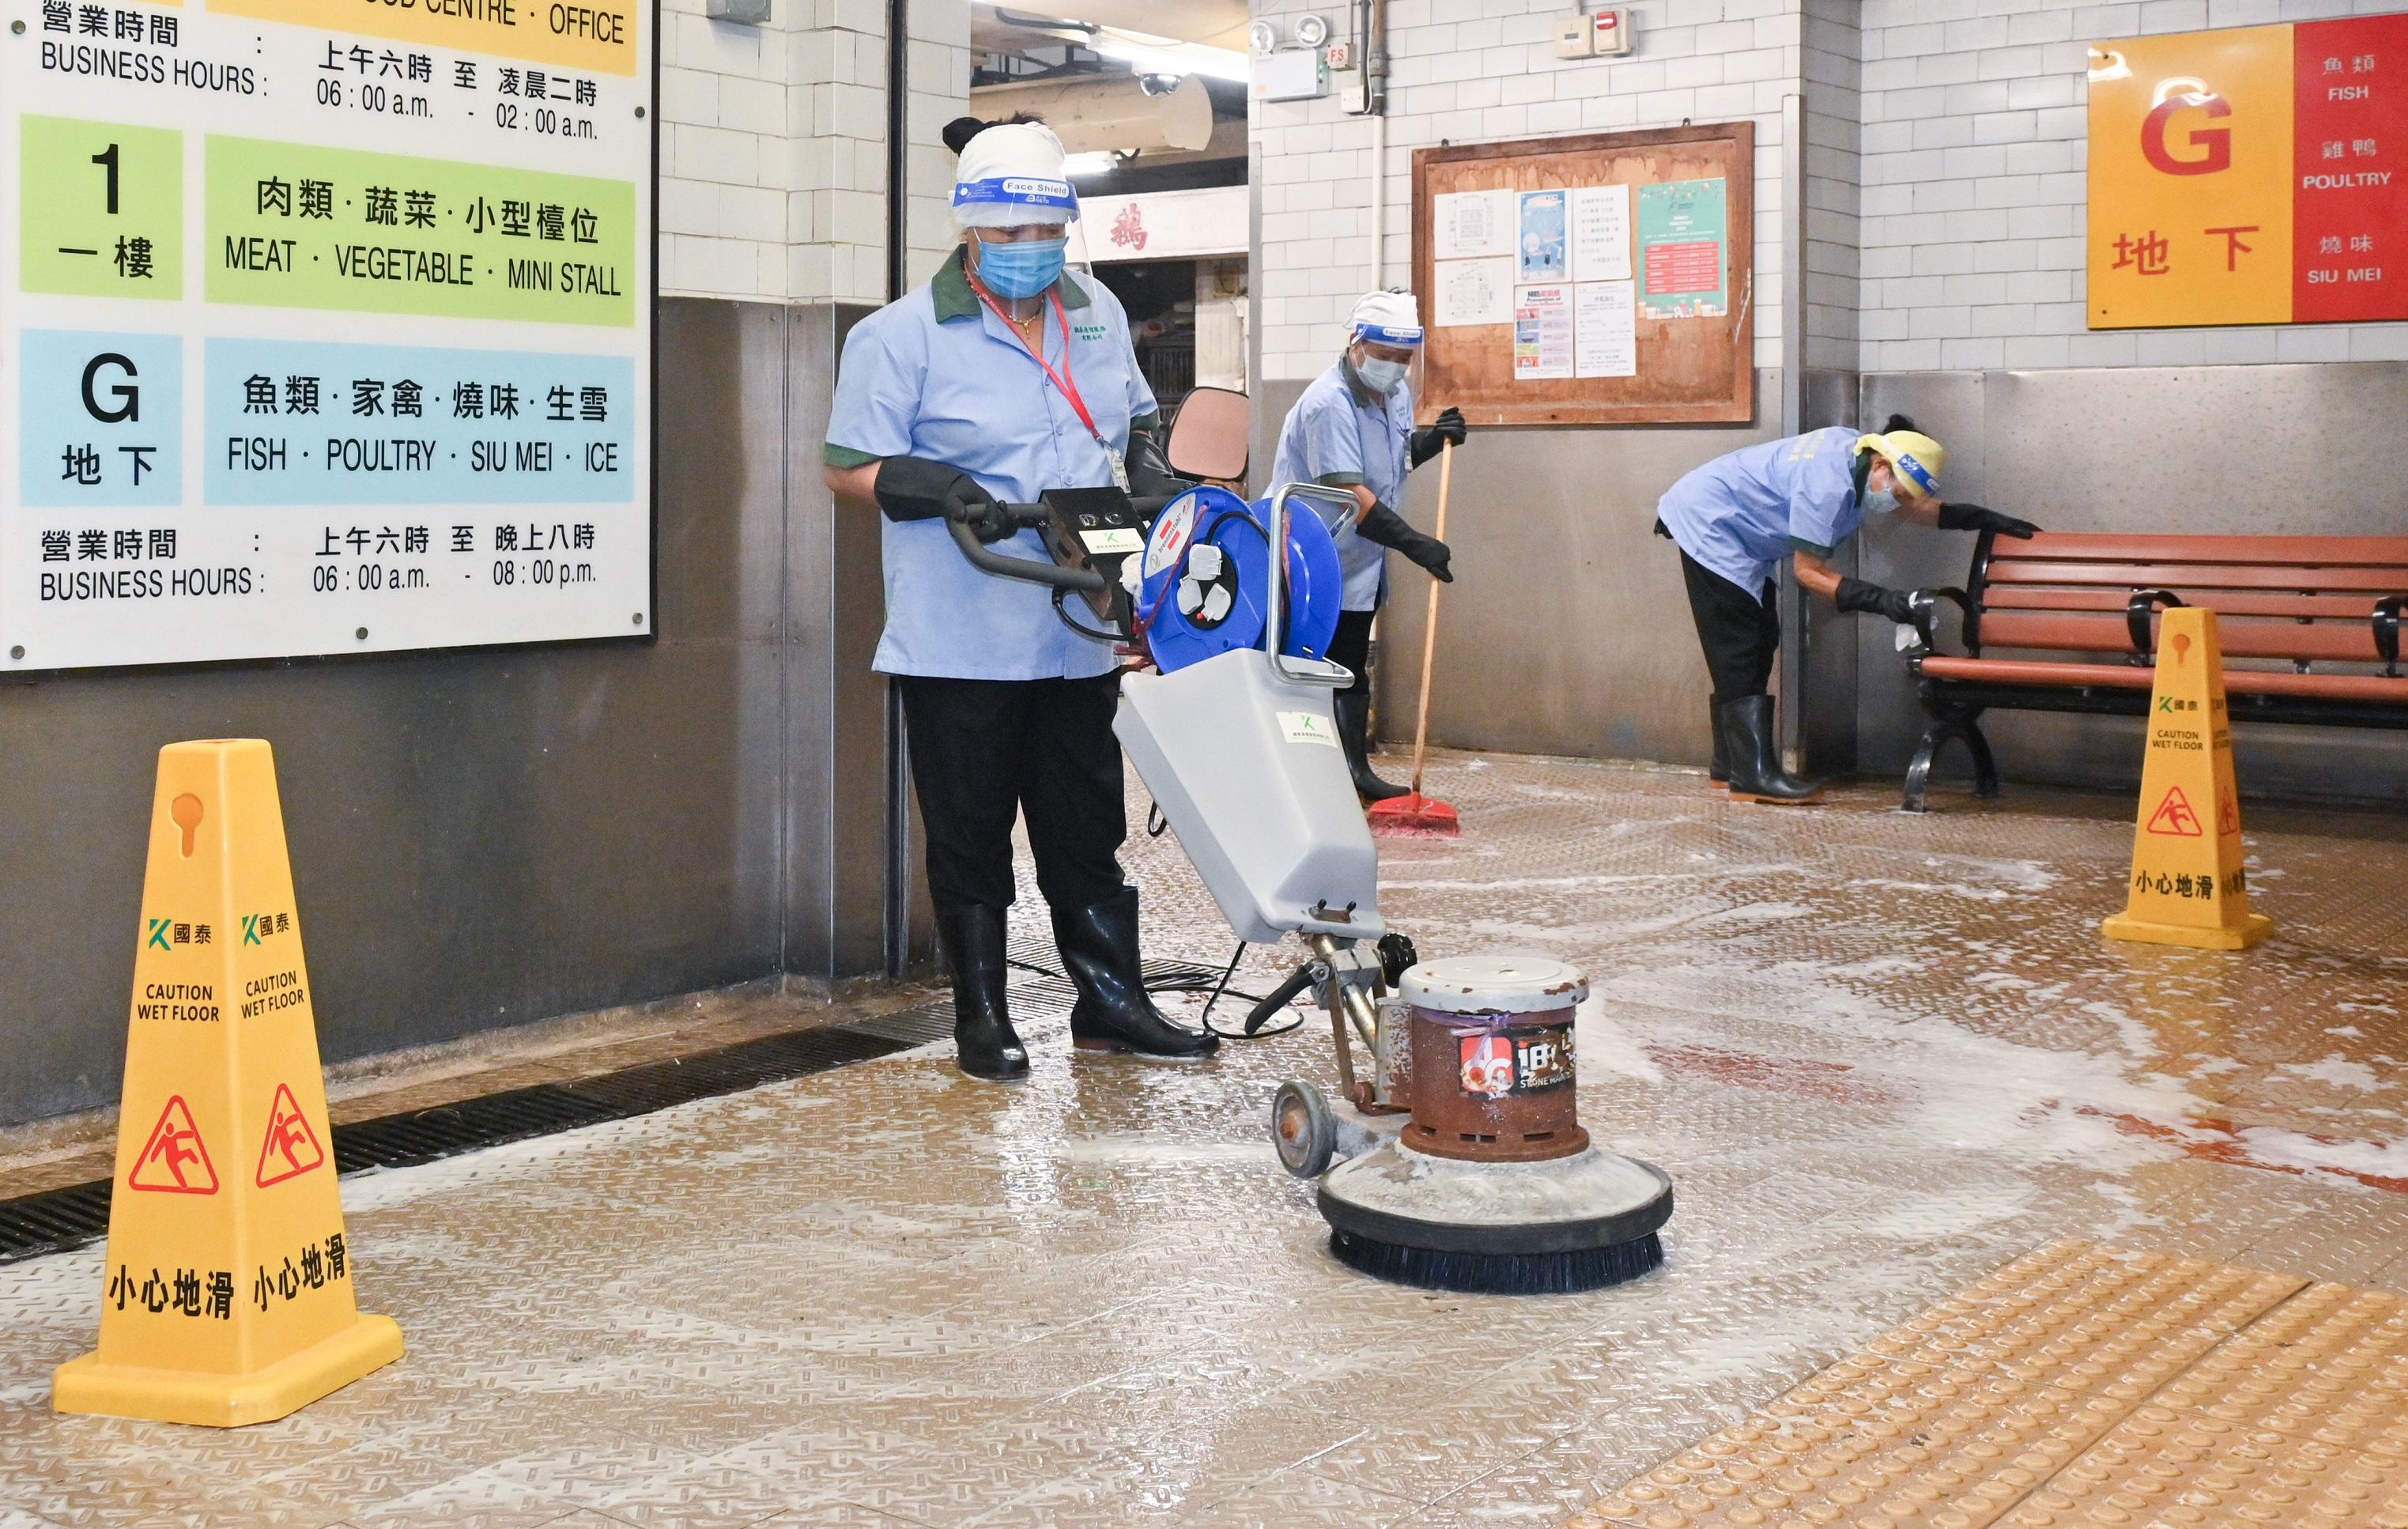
[782,301,904,980]
[1250,372,1784,765]
[0,297,898,1128]
[1858,364,2408,806]
[1795,367,1863,776]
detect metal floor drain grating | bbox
[0,951,1235,1265]
[0,1020,918,1267]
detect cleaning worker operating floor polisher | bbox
[835,118,1671,1292]
[1269,289,1464,801]
[1654,416,2040,802]
[821,116,1213,1082]
[866,281,1674,1293]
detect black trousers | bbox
[1678,548,1780,704]
[896,674,1128,915]
[1327,608,1376,698]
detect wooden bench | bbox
[1896,532,2408,811]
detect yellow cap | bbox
[1855,430,1945,499]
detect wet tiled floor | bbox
[2,752,2405,1528]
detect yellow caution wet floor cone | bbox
[55,740,403,1426]
[2102,609,2273,952]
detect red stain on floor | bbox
[2082,1108,2408,1195]
[1647,1044,1904,1107]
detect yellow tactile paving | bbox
[1570,1241,2402,1529]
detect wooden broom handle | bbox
[1406,440,1452,796]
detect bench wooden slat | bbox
[1983,587,2381,621]
[2003,532,2408,566]
[1979,610,2384,663]
[1902,530,2408,810]
[1983,560,2408,594]
[1920,655,2408,703]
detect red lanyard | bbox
[974,283,1101,444]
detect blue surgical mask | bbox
[1357,357,1410,395]
[973,235,1067,300]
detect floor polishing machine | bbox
[949,478,1673,1293]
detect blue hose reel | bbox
[1135,486,1342,675]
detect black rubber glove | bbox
[1834,576,1919,625]
[1358,502,1452,583]
[1124,428,1189,497]
[1936,502,2039,538]
[1410,407,1468,469]
[874,455,1012,543]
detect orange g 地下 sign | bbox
[2089,13,2408,327]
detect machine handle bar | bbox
[946,504,1108,594]
[943,494,1182,596]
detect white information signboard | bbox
[1070,185,1249,264]
[1,0,655,670]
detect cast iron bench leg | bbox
[1901,702,1996,813]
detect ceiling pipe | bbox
[968,71,1217,155]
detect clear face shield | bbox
[953,164,1086,306]
[1347,330,1426,404]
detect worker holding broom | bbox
[1655,416,2040,802]
[1270,289,1465,802]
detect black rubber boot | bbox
[1708,700,1729,788]
[1051,889,1221,1059]
[1334,693,1410,801]
[935,903,1028,1082]
[1718,695,1821,804]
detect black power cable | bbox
[1006,938,1308,1040]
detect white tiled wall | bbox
[1859,0,2408,370]
[1251,0,2408,382]
[659,0,968,304]
[1249,0,1812,383]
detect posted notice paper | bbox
[1516,189,1569,281]
[1570,184,1632,283]
[1575,281,1638,378]
[1433,256,1514,327]
[1432,189,1514,260]
[1512,285,1574,380]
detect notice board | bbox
[2088,12,2408,328]
[1412,123,1754,426]
[1,0,655,672]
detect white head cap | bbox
[1349,289,1424,347]
[952,121,1079,229]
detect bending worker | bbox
[1655,415,2038,802]
[1270,289,1463,799]
[821,117,1213,1082]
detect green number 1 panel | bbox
[20,115,184,300]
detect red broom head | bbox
[1367,791,1459,836]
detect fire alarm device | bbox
[1552,13,1593,58]
[1592,8,1633,55]
[1252,47,1330,103]
[1325,40,1351,70]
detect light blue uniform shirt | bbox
[825,247,1160,679]
[1655,427,1878,602]
[1270,355,1415,612]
